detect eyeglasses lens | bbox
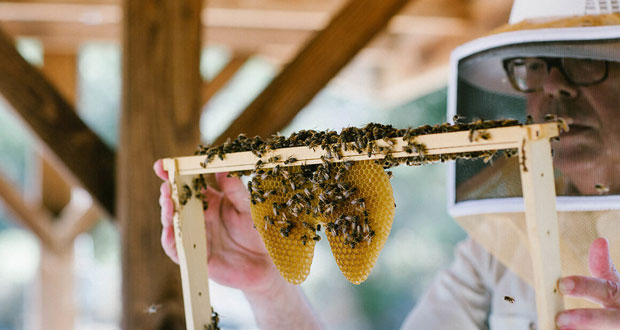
[507,57,608,92]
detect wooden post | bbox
[519,127,564,330]
[29,52,79,330]
[120,0,203,328]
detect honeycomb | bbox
[250,160,395,284]
[325,161,395,284]
[249,168,319,284]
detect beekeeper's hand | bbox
[153,159,281,294]
[556,238,620,330]
[154,159,324,329]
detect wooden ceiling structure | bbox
[0,0,512,329]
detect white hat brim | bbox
[452,26,620,97]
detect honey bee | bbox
[267,155,282,163]
[351,198,366,209]
[557,117,569,133]
[595,183,610,195]
[504,296,515,304]
[544,113,557,121]
[525,115,534,125]
[284,156,298,164]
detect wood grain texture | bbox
[213,0,413,145]
[38,53,76,216]
[164,160,212,330]
[0,28,115,216]
[119,0,202,328]
[519,137,564,330]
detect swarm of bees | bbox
[189,118,548,284]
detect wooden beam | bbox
[28,51,80,330]
[37,53,76,215]
[171,124,559,175]
[56,189,100,246]
[0,28,115,216]
[120,0,203,328]
[213,0,414,145]
[0,172,56,249]
[32,244,75,330]
[0,2,475,53]
[201,53,250,106]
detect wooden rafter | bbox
[0,28,115,216]
[0,1,474,52]
[0,172,57,249]
[201,53,251,106]
[213,0,414,145]
[55,189,100,246]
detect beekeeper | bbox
[154,0,620,328]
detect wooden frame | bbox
[163,123,563,330]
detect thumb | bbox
[215,172,251,213]
[589,237,620,282]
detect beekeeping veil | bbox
[448,0,620,309]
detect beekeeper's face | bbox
[522,59,620,194]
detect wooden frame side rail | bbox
[163,123,562,330]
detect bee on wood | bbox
[254,159,264,170]
[267,155,281,163]
[180,185,192,205]
[453,114,466,123]
[284,156,298,165]
[525,115,534,125]
[544,113,557,121]
[482,151,496,164]
[556,117,569,133]
[595,183,610,195]
[504,296,515,304]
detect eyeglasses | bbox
[502,57,609,93]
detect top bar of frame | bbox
[164,123,559,176]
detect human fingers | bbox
[159,182,174,226]
[559,275,620,308]
[161,225,179,264]
[590,238,620,282]
[556,308,620,330]
[153,159,169,181]
[159,193,174,227]
[203,186,223,224]
[215,172,250,213]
